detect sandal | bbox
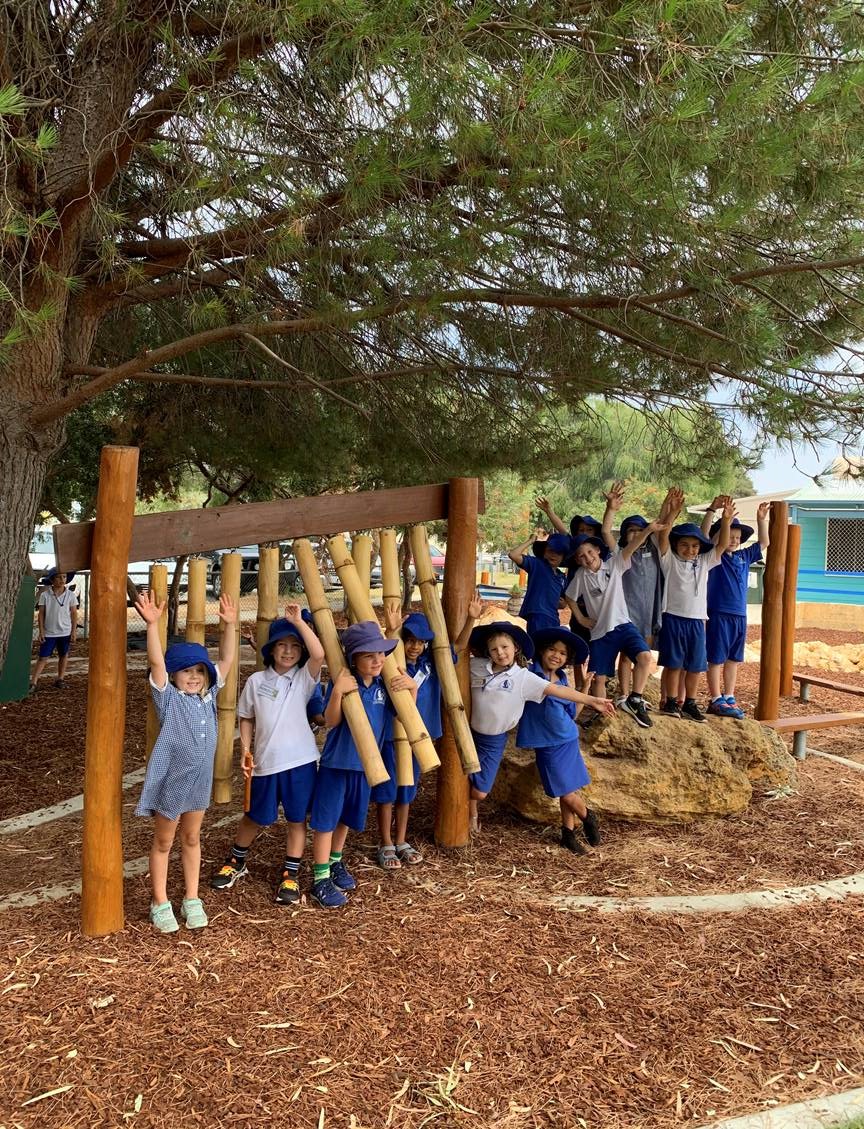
[376,845,402,871]
[395,842,423,866]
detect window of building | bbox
[825,517,864,573]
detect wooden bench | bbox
[793,673,864,703]
[763,711,864,760]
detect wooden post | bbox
[435,478,479,848]
[379,528,414,786]
[81,446,139,937]
[779,524,801,698]
[256,546,280,671]
[145,564,168,757]
[212,553,241,803]
[755,502,789,722]
[185,558,207,645]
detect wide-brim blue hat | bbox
[618,514,648,548]
[569,533,610,566]
[531,626,589,667]
[261,619,308,666]
[709,517,754,543]
[533,533,573,560]
[342,620,398,662]
[401,613,434,642]
[164,642,217,688]
[40,566,76,585]
[570,514,602,537]
[670,523,715,554]
[469,621,534,661]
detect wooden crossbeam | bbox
[54,481,484,572]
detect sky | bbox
[749,440,847,494]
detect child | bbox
[210,604,324,904]
[308,621,416,908]
[702,497,771,717]
[655,491,732,722]
[135,589,237,933]
[536,497,599,655]
[507,528,572,634]
[516,627,602,853]
[467,621,614,832]
[564,515,669,727]
[30,568,78,692]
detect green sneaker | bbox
[149,902,179,933]
[180,898,208,929]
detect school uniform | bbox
[371,652,446,806]
[565,554,650,678]
[621,543,663,643]
[706,544,762,664]
[657,548,722,671]
[469,657,549,793]
[310,675,392,833]
[516,665,590,797]
[37,587,78,657]
[237,664,320,826]
[136,673,226,820]
[520,555,568,634]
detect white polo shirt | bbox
[660,547,722,619]
[237,664,320,775]
[38,587,78,637]
[565,552,632,641]
[469,657,548,735]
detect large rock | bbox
[491,711,798,824]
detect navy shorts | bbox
[589,622,649,678]
[469,730,509,795]
[706,613,747,665]
[38,634,71,658]
[657,613,707,673]
[370,740,420,806]
[535,739,590,798]
[524,611,561,636]
[246,761,318,827]
[309,766,371,833]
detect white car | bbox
[29,526,56,576]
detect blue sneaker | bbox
[311,878,347,908]
[707,697,740,718]
[725,696,746,719]
[330,860,356,891]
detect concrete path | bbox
[706,1086,864,1128]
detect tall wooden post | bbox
[212,553,241,802]
[185,558,208,645]
[779,523,801,697]
[256,546,280,671]
[435,478,478,848]
[145,564,168,756]
[81,446,139,937]
[755,502,789,722]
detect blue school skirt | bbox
[469,730,509,794]
[535,739,590,798]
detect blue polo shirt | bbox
[707,544,763,616]
[320,675,392,772]
[520,555,568,620]
[516,664,577,748]
[407,653,444,741]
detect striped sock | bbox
[328,850,343,866]
[282,856,301,878]
[230,843,249,864]
[313,862,330,883]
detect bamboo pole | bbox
[145,564,168,758]
[353,533,372,603]
[327,536,440,772]
[81,445,139,937]
[779,523,801,698]
[293,539,389,786]
[755,502,789,722]
[435,478,479,848]
[256,546,280,670]
[185,558,207,645]
[212,553,241,803]
[410,524,480,774]
[379,528,414,787]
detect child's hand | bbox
[240,623,256,647]
[648,519,670,534]
[135,590,166,625]
[722,498,736,521]
[535,495,553,516]
[534,527,548,541]
[389,668,415,695]
[592,697,616,716]
[241,748,254,780]
[218,593,237,624]
[757,501,772,521]
[333,668,358,695]
[663,487,685,519]
[603,480,626,510]
[284,602,303,625]
[383,598,404,634]
[708,494,725,511]
[467,589,484,620]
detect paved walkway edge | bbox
[706,1084,864,1128]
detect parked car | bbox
[209,546,339,595]
[428,544,446,580]
[127,556,191,597]
[29,526,56,576]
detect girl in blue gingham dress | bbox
[135,589,237,934]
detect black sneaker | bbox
[621,693,652,728]
[582,809,602,847]
[275,872,300,905]
[561,827,586,855]
[660,699,682,719]
[680,698,706,723]
[210,856,248,890]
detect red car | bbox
[428,544,446,580]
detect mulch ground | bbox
[2,623,864,1127]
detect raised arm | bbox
[215,593,238,680]
[601,480,626,551]
[715,499,734,556]
[621,519,669,563]
[134,590,168,688]
[454,591,484,654]
[508,528,542,568]
[657,487,684,555]
[701,494,727,538]
[757,501,771,551]
[536,496,568,535]
[285,602,325,679]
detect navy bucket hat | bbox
[618,514,648,548]
[40,566,76,585]
[531,626,589,667]
[469,621,534,661]
[569,514,602,538]
[164,642,217,688]
[342,621,398,663]
[709,517,754,543]
[669,523,715,554]
[261,618,308,666]
[401,612,435,642]
[570,533,610,565]
[532,532,573,561]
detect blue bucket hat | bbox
[618,514,648,548]
[569,533,610,566]
[531,626,589,667]
[342,621,398,663]
[670,523,714,554]
[401,612,435,642]
[40,566,76,585]
[570,514,602,538]
[469,621,534,661]
[164,642,217,688]
[709,517,754,543]
[261,618,308,667]
[532,532,573,561]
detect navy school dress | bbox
[520,555,568,635]
[515,664,590,798]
